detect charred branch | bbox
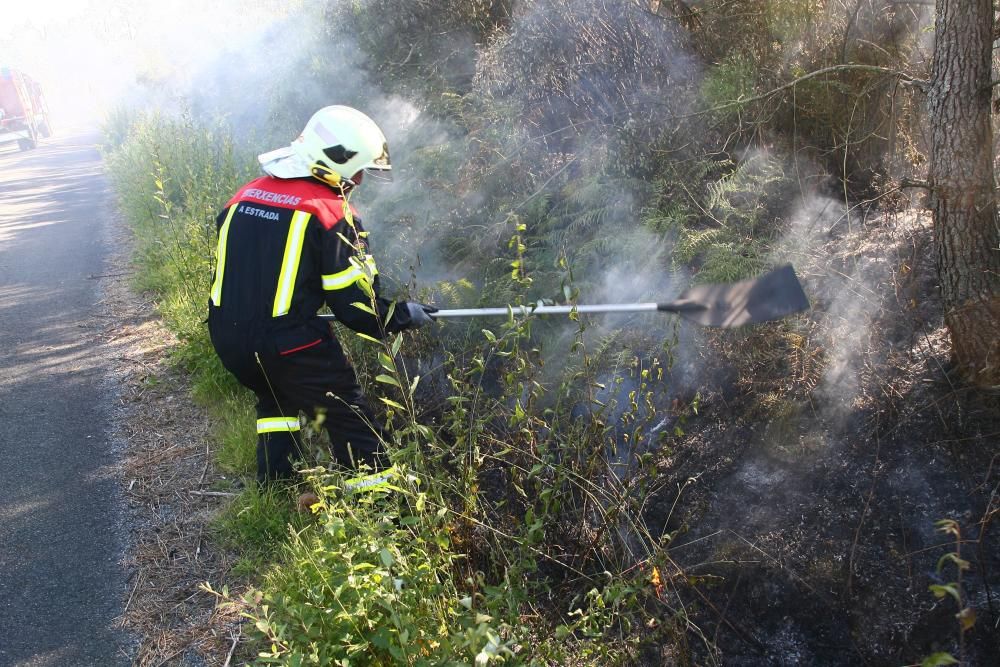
[899,178,932,190]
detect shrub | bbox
[243,471,513,666]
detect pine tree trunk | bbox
[927,0,1000,386]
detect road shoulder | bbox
[100,218,244,665]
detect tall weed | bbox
[104,109,260,474]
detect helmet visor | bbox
[369,142,391,169]
[363,167,393,182]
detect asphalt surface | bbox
[0,132,129,665]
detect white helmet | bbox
[258,106,391,186]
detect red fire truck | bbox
[0,67,51,151]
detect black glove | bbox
[403,302,438,328]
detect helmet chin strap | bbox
[310,163,356,193]
[310,162,358,228]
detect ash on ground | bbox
[646,211,999,665]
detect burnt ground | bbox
[645,211,1000,665]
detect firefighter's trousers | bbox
[211,329,386,483]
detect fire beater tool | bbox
[320,264,810,329]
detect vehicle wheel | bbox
[17,138,35,151]
[38,121,51,138]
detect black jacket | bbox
[207,175,411,352]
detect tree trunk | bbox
[927,0,1000,387]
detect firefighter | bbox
[207,105,437,487]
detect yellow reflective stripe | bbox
[209,204,239,306]
[256,417,301,433]
[321,255,378,291]
[344,465,397,493]
[272,210,311,317]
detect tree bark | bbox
[927,0,1000,386]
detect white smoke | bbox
[0,0,308,128]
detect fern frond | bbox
[696,244,764,284]
[675,228,728,263]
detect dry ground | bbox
[102,223,247,666]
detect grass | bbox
[103,109,261,475]
[102,106,720,664]
[213,483,308,578]
[190,368,257,474]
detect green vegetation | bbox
[103,105,694,662]
[103,111,260,476]
[104,1,998,665]
[214,484,309,578]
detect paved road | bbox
[0,132,129,665]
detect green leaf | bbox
[510,400,526,426]
[409,375,420,396]
[937,552,971,573]
[921,652,959,667]
[375,374,401,388]
[379,548,394,568]
[378,352,395,371]
[371,628,391,649]
[355,332,381,344]
[934,519,960,537]
[929,584,961,604]
[957,606,977,632]
[482,329,496,343]
[390,334,402,357]
[378,396,406,410]
[351,301,376,316]
[358,278,375,299]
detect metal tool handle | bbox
[431,303,662,318]
[318,303,661,322]
[316,265,809,328]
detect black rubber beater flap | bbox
[658,264,810,328]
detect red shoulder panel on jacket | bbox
[226,176,359,229]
